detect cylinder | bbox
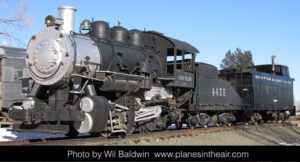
[100,77,139,92]
[74,96,109,133]
[58,6,76,33]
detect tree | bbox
[220,48,254,69]
[220,50,237,69]
[244,50,254,67]
[0,0,31,47]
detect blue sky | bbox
[1,0,300,101]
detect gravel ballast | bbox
[126,124,300,145]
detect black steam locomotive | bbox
[8,6,295,136]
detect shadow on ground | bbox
[229,125,300,145]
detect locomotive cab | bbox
[166,49,195,74]
[143,31,199,88]
[165,48,197,88]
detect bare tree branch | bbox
[0,0,31,47]
[0,32,26,47]
[0,18,23,24]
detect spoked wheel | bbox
[211,115,219,127]
[138,119,156,133]
[251,113,263,123]
[278,112,288,122]
[188,120,195,129]
[197,113,210,128]
[138,116,167,133]
[217,113,236,126]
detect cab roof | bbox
[145,31,199,53]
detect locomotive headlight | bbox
[45,15,55,26]
[45,15,63,27]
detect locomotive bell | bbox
[80,19,91,30]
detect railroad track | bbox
[0,120,297,146]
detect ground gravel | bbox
[124,124,300,145]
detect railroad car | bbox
[8,6,295,136]
[0,46,26,110]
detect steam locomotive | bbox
[8,6,295,136]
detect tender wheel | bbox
[198,113,210,127]
[251,113,262,123]
[278,112,288,122]
[218,113,236,125]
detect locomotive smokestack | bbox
[58,6,76,33]
[272,55,276,72]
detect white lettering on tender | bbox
[212,88,226,97]
[255,75,292,85]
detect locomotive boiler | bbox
[8,6,295,136]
